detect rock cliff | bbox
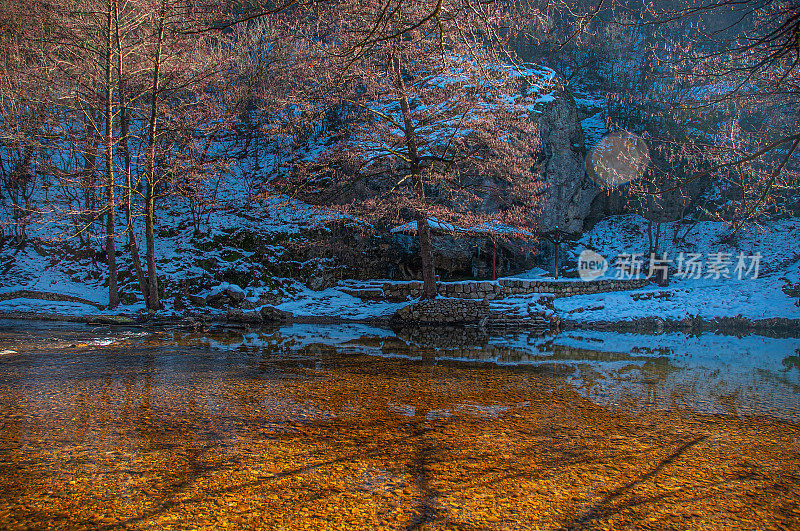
[536,90,598,234]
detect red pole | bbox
[492,239,496,280]
[554,233,560,280]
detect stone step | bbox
[339,288,385,300]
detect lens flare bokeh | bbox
[586,130,651,188]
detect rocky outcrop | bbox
[537,90,598,234]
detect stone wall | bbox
[498,278,649,297]
[391,298,554,329]
[359,278,648,302]
[393,299,490,324]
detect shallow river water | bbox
[0,319,799,530]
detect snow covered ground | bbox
[551,275,800,322]
[275,286,408,319]
[552,215,800,322]
[0,190,357,316]
[477,215,800,323]
[1,210,798,326]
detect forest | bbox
[0,0,798,313]
[1,4,800,529]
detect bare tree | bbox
[262,0,546,298]
[0,1,57,240]
[0,0,232,309]
[613,0,799,232]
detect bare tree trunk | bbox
[81,116,98,256]
[104,0,119,309]
[114,0,149,308]
[392,51,436,299]
[121,96,149,307]
[415,213,437,299]
[144,0,166,311]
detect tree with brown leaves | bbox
[268,0,546,298]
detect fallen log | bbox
[0,290,106,310]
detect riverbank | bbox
[2,308,798,337]
[1,263,799,335]
[2,214,798,335]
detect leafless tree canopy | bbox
[1,0,797,301]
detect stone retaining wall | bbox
[392,298,555,330]
[375,278,648,301]
[393,299,490,324]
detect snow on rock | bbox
[276,285,408,320]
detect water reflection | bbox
[0,320,799,529]
[3,320,798,420]
[127,322,800,421]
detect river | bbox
[0,320,798,529]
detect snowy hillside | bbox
[0,190,354,315]
[550,215,800,322]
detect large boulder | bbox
[259,305,291,322]
[226,308,263,324]
[206,287,246,309]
